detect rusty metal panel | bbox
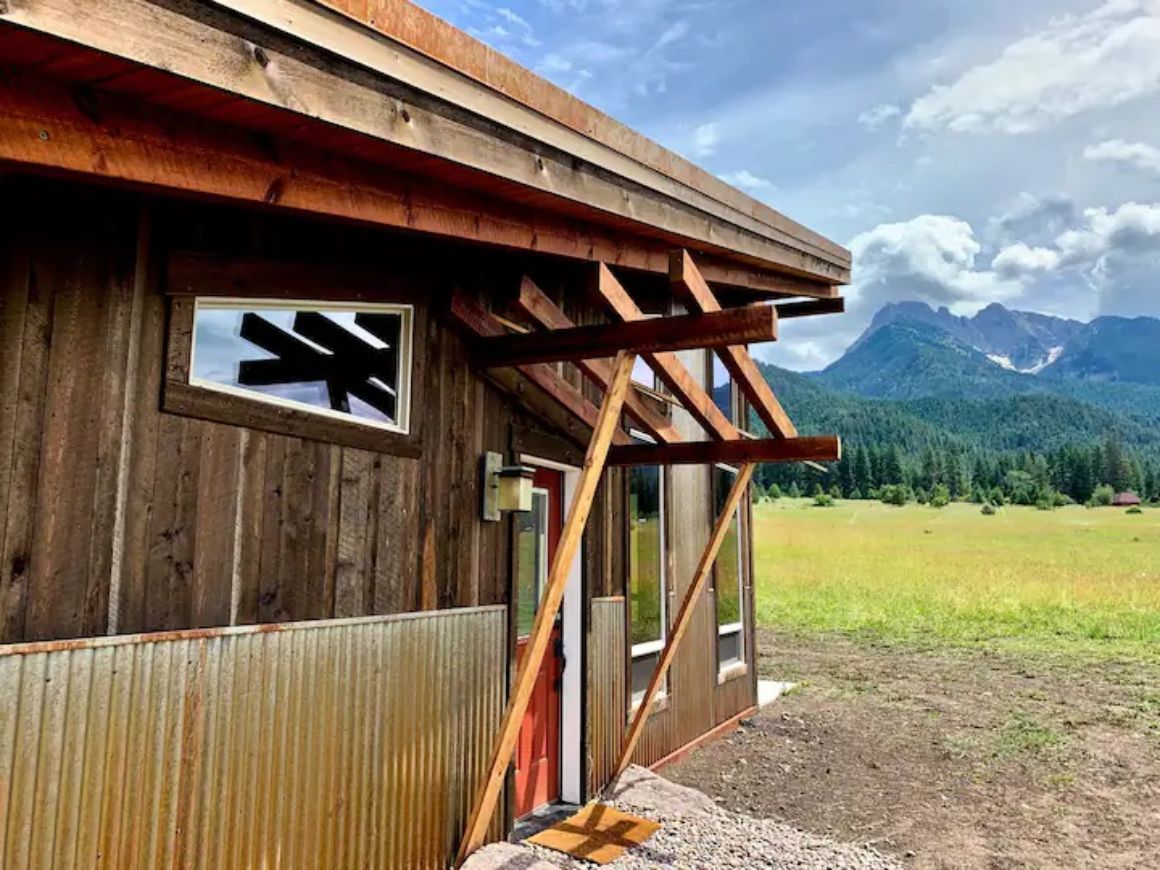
[0,607,507,869]
[586,597,626,796]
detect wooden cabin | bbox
[0,1,849,867]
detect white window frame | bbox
[714,462,746,673]
[628,430,667,708]
[189,297,414,435]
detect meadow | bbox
[752,499,1160,659]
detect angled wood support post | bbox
[512,277,683,444]
[457,351,638,866]
[670,250,798,439]
[611,462,756,780]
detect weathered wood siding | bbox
[0,180,575,644]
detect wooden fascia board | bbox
[216,0,851,273]
[447,290,632,446]
[670,250,798,439]
[0,0,850,284]
[475,305,777,367]
[511,277,683,444]
[594,264,738,442]
[0,69,788,299]
[605,435,841,467]
[316,0,852,268]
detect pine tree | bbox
[854,447,873,497]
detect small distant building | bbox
[1113,491,1143,507]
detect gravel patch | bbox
[466,766,900,869]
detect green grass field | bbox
[752,499,1160,659]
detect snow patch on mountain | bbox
[984,345,1064,375]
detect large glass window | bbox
[629,433,666,706]
[713,463,745,669]
[190,299,413,433]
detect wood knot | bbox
[253,45,270,68]
[11,556,26,577]
[400,107,411,124]
[264,177,286,204]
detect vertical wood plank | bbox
[257,435,288,623]
[335,449,373,618]
[192,424,242,628]
[115,269,165,635]
[233,430,268,624]
[372,454,420,614]
[0,244,48,643]
[25,247,125,640]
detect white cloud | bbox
[857,102,901,130]
[905,0,1160,135]
[1055,201,1160,263]
[1084,138,1160,177]
[992,242,1061,276]
[717,170,774,190]
[850,214,1025,313]
[691,122,720,157]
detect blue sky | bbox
[417,0,1160,369]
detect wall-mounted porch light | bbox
[481,451,536,521]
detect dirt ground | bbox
[667,630,1160,869]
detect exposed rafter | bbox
[775,297,846,320]
[606,436,840,467]
[670,250,797,439]
[594,264,739,442]
[511,277,683,444]
[448,291,633,446]
[475,305,776,367]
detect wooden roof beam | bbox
[775,297,846,319]
[448,290,633,446]
[606,436,840,467]
[511,277,683,444]
[476,305,776,367]
[593,265,739,442]
[670,250,797,439]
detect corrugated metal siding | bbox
[0,607,506,869]
[587,597,626,796]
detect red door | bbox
[514,467,564,817]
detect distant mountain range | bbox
[751,302,1160,459]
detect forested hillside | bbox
[748,303,1160,506]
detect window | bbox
[710,355,734,422]
[713,463,745,670]
[189,298,413,434]
[515,488,550,637]
[628,433,666,706]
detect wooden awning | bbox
[449,249,842,467]
[453,249,841,863]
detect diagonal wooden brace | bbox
[611,462,756,780]
[594,264,739,441]
[670,250,797,439]
[512,276,683,444]
[456,351,638,865]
